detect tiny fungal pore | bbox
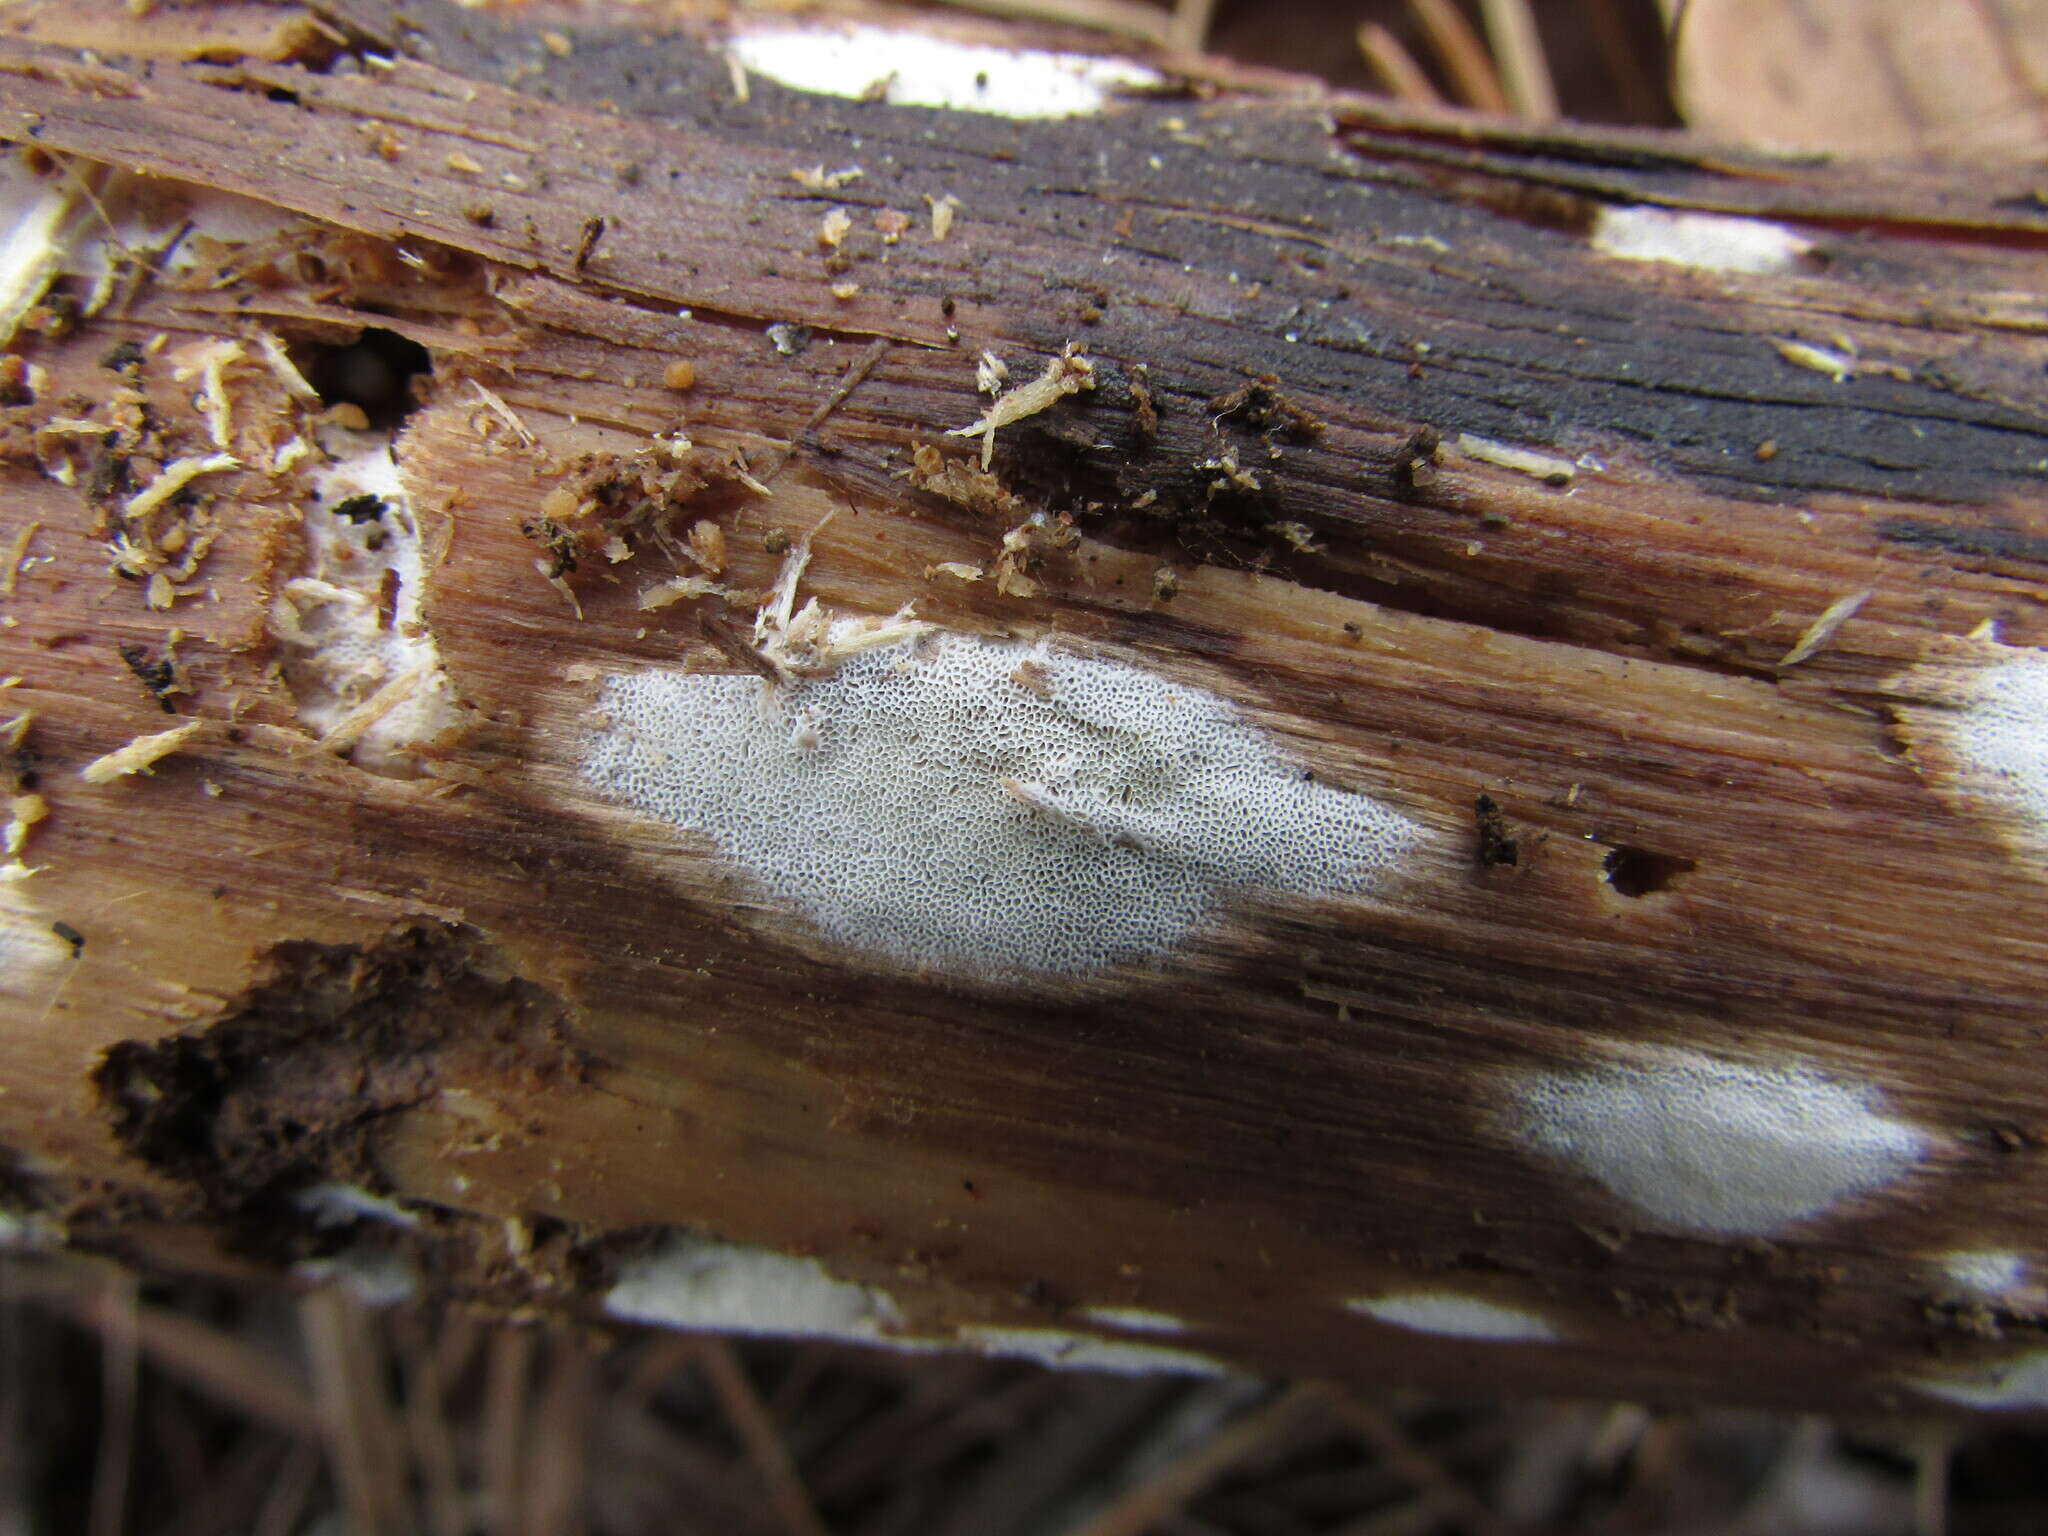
[1347,1291,1558,1343]
[1500,1046,1927,1237]
[583,632,1421,980]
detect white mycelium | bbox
[1502,1047,1927,1236]
[726,24,1161,118]
[585,633,1419,980]
[605,1235,901,1342]
[1347,1292,1558,1343]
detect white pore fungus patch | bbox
[1347,1292,1558,1343]
[1934,1250,2029,1297]
[960,1325,1231,1377]
[584,632,1420,980]
[293,1182,422,1232]
[605,1235,902,1343]
[271,446,464,777]
[1914,1351,2048,1412]
[1077,1306,1190,1335]
[1502,1047,1927,1237]
[1940,648,2048,849]
[726,24,1161,118]
[1589,206,1812,275]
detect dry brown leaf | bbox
[1670,0,2048,155]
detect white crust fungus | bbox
[604,1235,902,1342]
[1077,1306,1191,1335]
[1931,1250,2035,1301]
[1501,1047,1927,1237]
[958,1325,1231,1376]
[1928,645,2048,857]
[725,24,1161,118]
[1914,1351,2048,1412]
[271,446,464,777]
[1589,207,1812,274]
[1347,1292,1558,1343]
[583,632,1420,980]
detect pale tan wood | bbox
[0,0,2045,1417]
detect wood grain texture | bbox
[2,0,2046,1415]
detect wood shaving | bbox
[79,719,203,784]
[907,444,1027,520]
[927,561,983,582]
[1775,339,1854,383]
[3,792,45,857]
[790,165,863,191]
[638,574,721,610]
[817,207,853,249]
[251,329,320,402]
[466,381,537,449]
[316,663,431,753]
[1453,433,1574,486]
[172,338,244,450]
[1778,590,1872,669]
[949,343,1094,469]
[121,453,239,521]
[1,521,40,597]
[687,520,727,577]
[926,193,961,242]
[976,351,1009,394]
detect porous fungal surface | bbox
[585,632,1420,980]
[1501,1048,1927,1237]
[1944,648,2048,845]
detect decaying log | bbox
[3,0,2048,1417]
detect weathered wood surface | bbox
[3,0,2048,1414]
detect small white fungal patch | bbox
[1502,1047,1927,1236]
[584,632,1420,979]
[605,1235,901,1342]
[1934,646,2048,851]
[294,1246,419,1308]
[271,446,464,777]
[1913,1351,2048,1412]
[1933,1250,2029,1296]
[1589,207,1812,275]
[293,1182,422,1231]
[1347,1292,1558,1343]
[1077,1306,1190,1335]
[725,24,1161,119]
[960,1325,1231,1376]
